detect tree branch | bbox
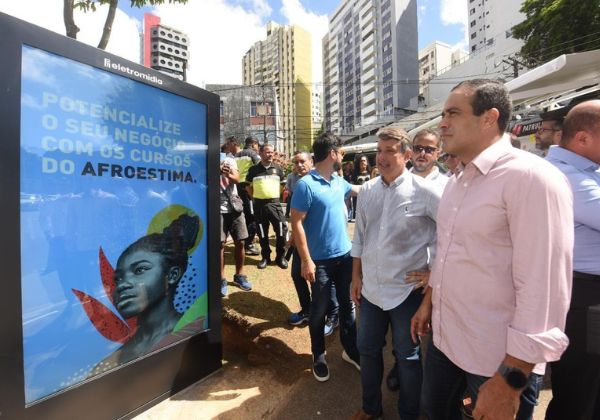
[97,0,119,50]
[63,0,80,39]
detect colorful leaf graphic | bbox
[72,289,134,344]
[99,247,115,304]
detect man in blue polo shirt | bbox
[291,132,361,382]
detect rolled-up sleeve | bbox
[506,164,574,363]
[351,186,367,258]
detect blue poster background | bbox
[20,46,208,403]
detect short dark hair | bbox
[561,101,600,146]
[412,128,441,147]
[312,131,342,163]
[259,143,274,152]
[244,136,258,147]
[452,79,512,133]
[227,136,240,147]
[376,126,412,153]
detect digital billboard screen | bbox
[19,44,210,404]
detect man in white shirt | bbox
[409,129,448,193]
[350,126,441,420]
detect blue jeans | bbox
[309,252,357,359]
[422,340,542,420]
[358,292,423,419]
[291,248,339,318]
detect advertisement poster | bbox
[20,45,208,404]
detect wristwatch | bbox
[497,363,529,390]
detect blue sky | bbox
[126,0,467,51]
[1,0,468,86]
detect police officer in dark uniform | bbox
[246,143,288,269]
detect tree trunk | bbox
[97,0,119,50]
[63,0,79,39]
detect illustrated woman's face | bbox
[113,250,172,318]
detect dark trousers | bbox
[546,271,600,420]
[422,341,542,420]
[309,252,357,359]
[238,186,256,248]
[291,248,338,318]
[255,201,287,260]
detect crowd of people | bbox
[219,78,600,420]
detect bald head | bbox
[560,100,600,164]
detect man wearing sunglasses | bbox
[534,108,566,156]
[409,129,448,193]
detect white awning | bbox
[505,49,600,105]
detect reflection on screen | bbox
[20,45,209,404]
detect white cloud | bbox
[280,0,329,88]
[153,0,267,86]
[440,0,468,50]
[0,0,140,63]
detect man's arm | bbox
[474,166,574,419]
[221,160,240,183]
[410,286,433,343]
[290,208,315,282]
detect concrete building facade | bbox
[242,22,313,154]
[418,41,452,96]
[322,0,418,134]
[143,13,189,81]
[206,84,278,148]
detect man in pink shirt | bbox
[410,79,574,420]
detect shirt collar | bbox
[378,168,409,187]
[470,134,512,176]
[546,145,600,171]
[309,169,338,184]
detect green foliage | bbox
[512,0,600,67]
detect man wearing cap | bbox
[545,100,600,420]
[535,108,566,156]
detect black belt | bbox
[254,198,280,204]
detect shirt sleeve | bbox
[426,187,441,268]
[351,185,367,258]
[569,170,600,231]
[505,164,573,364]
[291,180,311,212]
[245,165,255,183]
[343,178,353,199]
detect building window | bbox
[220,101,224,116]
[471,32,477,39]
[486,38,494,45]
[472,45,477,52]
[471,20,476,27]
[470,8,475,14]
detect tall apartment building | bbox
[242,22,313,154]
[422,0,525,106]
[142,13,189,81]
[323,0,418,134]
[312,90,323,134]
[467,0,524,55]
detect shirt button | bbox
[463,182,468,187]
[453,207,458,211]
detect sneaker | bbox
[324,317,339,337]
[233,274,252,291]
[342,350,360,372]
[312,355,329,382]
[220,279,228,297]
[245,244,260,256]
[288,312,309,326]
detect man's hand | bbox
[406,270,430,294]
[301,258,316,283]
[410,293,432,344]
[472,374,520,420]
[351,275,362,306]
